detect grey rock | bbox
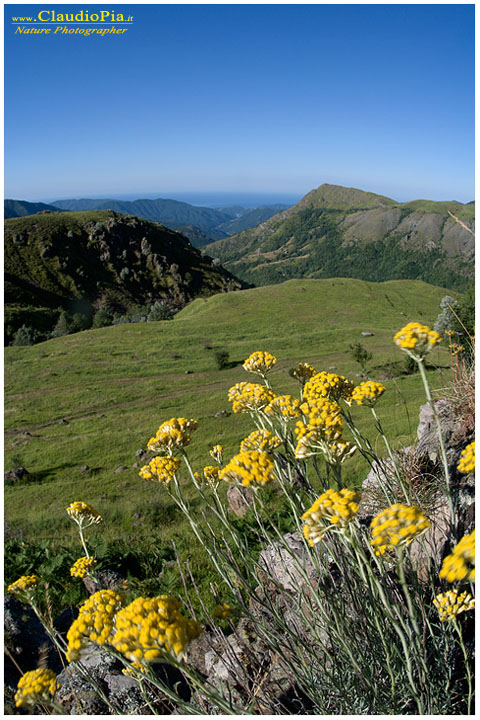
[184,631,224,677]
[82,569,126,595]
[4,596,56,688]
[79,464,90,474]
[213,409,230,417]
[114,465,127,474]
[135,448,147,459]
[58,418,69,425]
[257,532,319,593]
[226,485,254,517]
[361,331,374,336]
[4,466,29,484]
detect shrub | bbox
[147,300,174,322]
[434,295,460,335]
[92,307,114,328]
[12,325,37,346]
[214,348,230,369]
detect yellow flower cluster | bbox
[209,444,223,464]
[139,456,180,484]
[70,556,96,579]
[213,603,232,619]
[147,417,198,454]
[370,504,430,555]
[66,501,102,526]
[8,575,40,596]
[219,450,275,487]
[393,322,441,357]
[66,589,125,662]
[264,394,301,420]
[289,362,318,385]
[449,342,464,356]
[294,398,345,460]
[433,590,475,622]
[240,429,282,453]
[111,595,202,664]
[15,668,58,708]
[302,488,361,545]
[350,381,386,407]
[194,465,221,487]
[242,351,277,375]
[457,442,475,475]
[303,371,355,403]
[227,382,276,413]
[439,530,475,583]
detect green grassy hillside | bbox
[206,184,475,289]
[5,278,453,554]
[5,210,244,342]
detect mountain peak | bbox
[297,183,395,210]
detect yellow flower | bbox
[147,417,198,454]
[449,342,464,356]
[15,668,58,708]
[70,556,96,579]
[209,445,223,464]
[288,362,318,385]
[370,504,430,555]
[294,398,346,461]
[8,575,40,603]
[66,589,125,662]
[242,351,277,376]
[457,442,475,474]
[219,450,275,487]
[66,501,102,527]
[393,322,441,358]
[240,429,282,453]
[439,530,475,583]
[302,488,361,546]
[264,394,301,420]
[433,590,475,622]
[213,603,233,619]
[227,382,275,413]
[111,595,202,664]
[350,381,386,407]
[196,465,221,487]
[139,456,180,484]
[303,371,354,404]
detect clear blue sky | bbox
[4,3,475,203]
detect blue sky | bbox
[4,3,475,203]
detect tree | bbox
[348,342,373,375]
[50,311,69,338]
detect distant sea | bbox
[46,192,303,209]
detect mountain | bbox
[5,199,62,218]
[205,184,475,290]
[51,197,232,240]
[4,210,245,342]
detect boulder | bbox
[4,596,56,688]
[226,485,254,517]
[4,467,30,485]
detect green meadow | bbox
[5,278,453,601]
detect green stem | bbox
[371,406,410,503]
[453,619,473,714]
